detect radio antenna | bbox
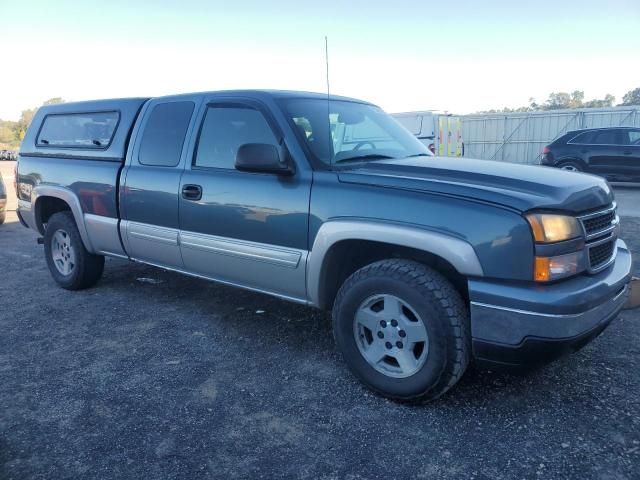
[324,35,330,99]
[325,35,332,166]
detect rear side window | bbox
[37,111,119,148]
[568,131,596,144]
[592,129,621,145]
[623,130,640,145]
[194,106,278,169]
[139,101,195,167]
[569,129,621,145]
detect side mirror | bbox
[235,143,294,175]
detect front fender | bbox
[306,219,484,307]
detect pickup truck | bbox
[16,90,632,402]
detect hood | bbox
[336,157,613,213]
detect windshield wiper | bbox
[405,153,431,158]
[334,154,397,164]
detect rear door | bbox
[120,98,199,268]
[580,129,625,180]
[621,129,640,181]
[177,97,312,301]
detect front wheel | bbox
[44,211,105,290]
[332,259,470,402]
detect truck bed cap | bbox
[20,98,149,162]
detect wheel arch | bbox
[556,157,587,170]
[307,220,483,310]
[33,186,94,252]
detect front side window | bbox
[281,99,430,166]
[139,101,195,167]
[194,106,278,169]
[37,111,119,148]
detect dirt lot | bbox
[1,189,639,479]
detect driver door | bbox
[178,98,312,301]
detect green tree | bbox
[15,108,36,141]
[43,97,64,106]
[584,94,615,108]
[544,91,585,110]
[620,88,640,106]
[0,121,17,146]
[14,97,65,141]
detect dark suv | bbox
[541,127,640,182]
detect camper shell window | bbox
[36,111,120,149]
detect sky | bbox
[0,0,639,120]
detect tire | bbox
[557,161,583,172]
[43,211,105,290]
[332,259,470,403]
[0,213,5,225]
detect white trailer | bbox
[392,111,464,157]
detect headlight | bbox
[534,251,586,282]
[526,213,582,243]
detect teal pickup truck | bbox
[16,90,632,401]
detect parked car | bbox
[541,127,640,182]
[0,171,6,224]
[16,91,632,402]
[0,150,17,161]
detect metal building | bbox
[460,107,640,164]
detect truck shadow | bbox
[97,257,611,407]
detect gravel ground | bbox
[0,209,639,480]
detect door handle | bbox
[182,184,202,201]
[623,150,633,155]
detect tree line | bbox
[1,88,640,149]
[478,87,640,114]
[0,97,64,149]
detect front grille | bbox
[583,210,616,236]
[589,240,615,270]
[578,204,618,272]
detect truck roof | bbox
[149,89,372,104]
[19,90,374,162]
[35,90,371,113]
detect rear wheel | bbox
[557,161,582,172]
[332,259,470,402]
[44,211,104,290]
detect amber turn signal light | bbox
[534,256,551,282]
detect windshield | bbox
[280,99,431,166]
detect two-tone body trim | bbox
[180,231,302,268]
[83,214,127,258]
[120,220,308,301]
